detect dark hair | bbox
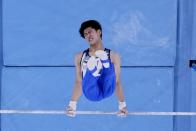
[79,20,102,38]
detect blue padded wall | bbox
[1,0,177,131]
[1,0,3,130]
[1,0,196,131]
[190,0,196,131]
[173,0,196,131]
[191,70,196,131]
[3,0,177,66]
[1,67,173,131]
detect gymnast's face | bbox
[83,27,102,45]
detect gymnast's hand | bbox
[117,107,128,117]
[117,101,128,117]
[66,101,77,117]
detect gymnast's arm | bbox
[66,53,82,116]
[111,52,128,116]
[70,53,83,101]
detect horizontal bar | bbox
[3,65,174,68]
[1,110,196,116]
